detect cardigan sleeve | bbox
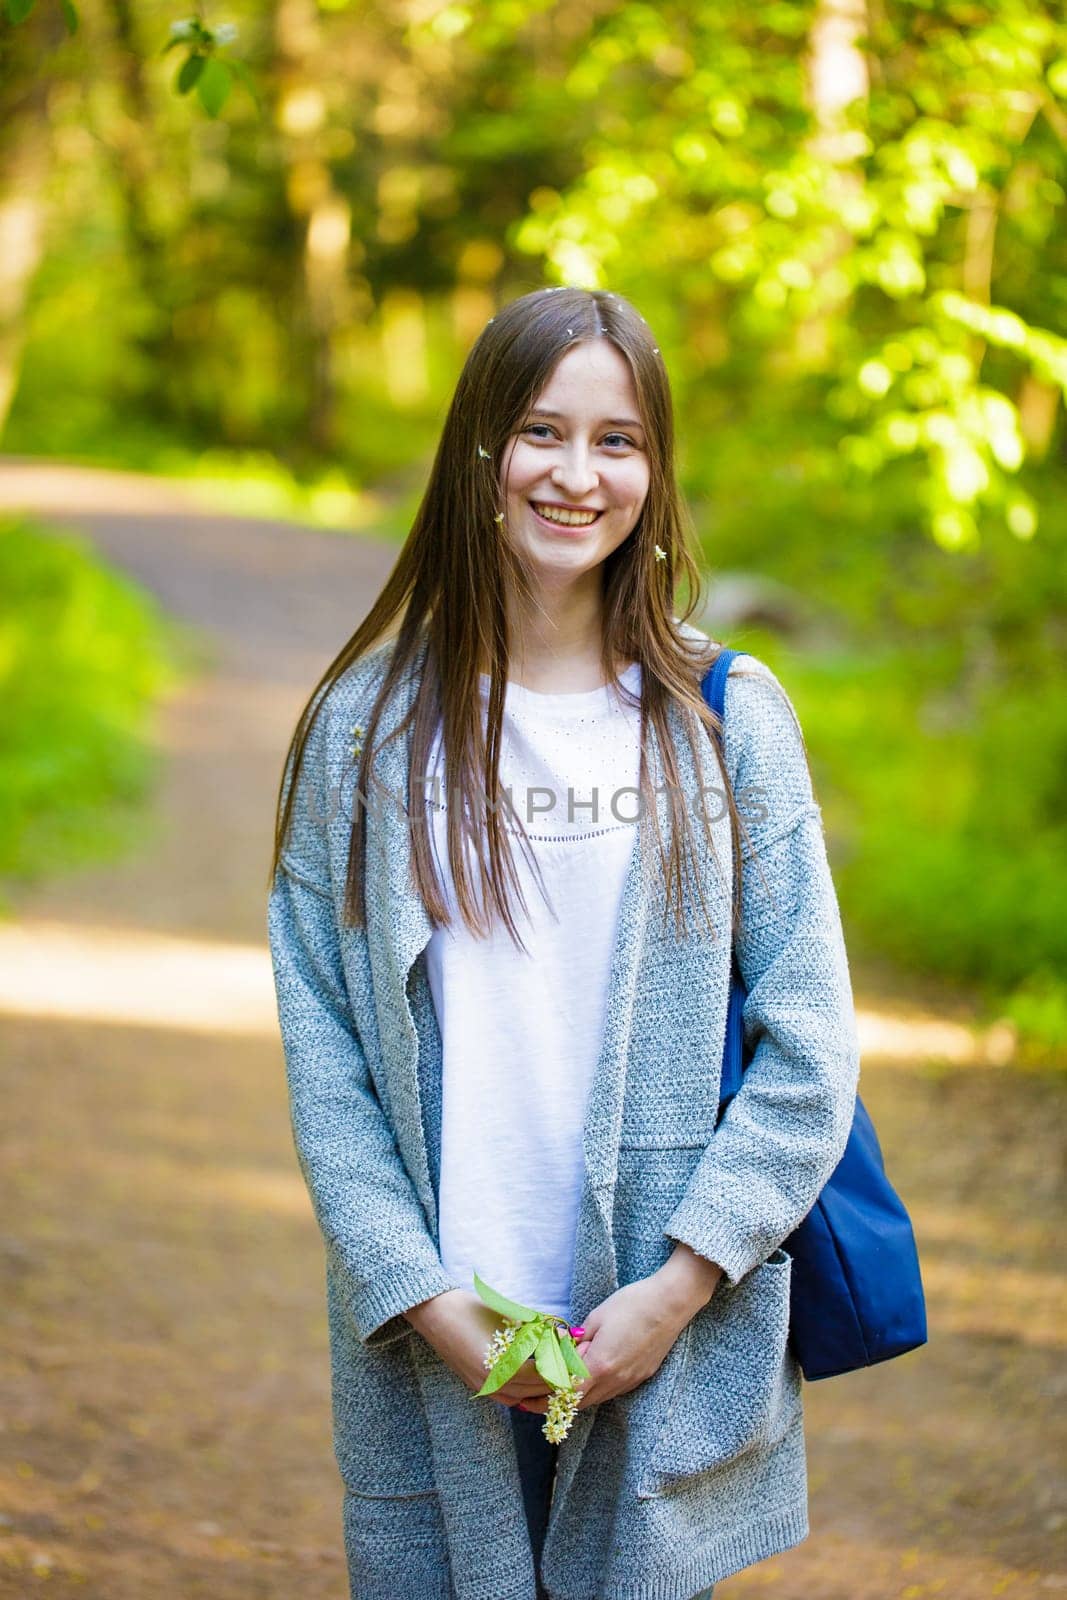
[663,657,860,1290]
[268,689,461,1348]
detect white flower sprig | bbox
[472,1270,591,1445]
[543,1374,584,1443]
[483,1317,522,1370]
[654,544,668,562]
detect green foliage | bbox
[696,379,1065,1063]
[472,1271,591,1404]
[0,518,187,893]
[557,1330,587,1379]
[728,616,1066,1063]
[4,1,251,105]
[799,645,1067,987]
[490,0,1067,549]
[472,1270,539,1323]
[475,1320,541,1397]
[161,16,254,118]
[534,1326,572,1390]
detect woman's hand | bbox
[516,1249,723,1415]
[404,1289,553,1408]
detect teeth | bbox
[533,504,599,526]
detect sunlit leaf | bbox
[858,359,893,398]
[943,441,988,504]
[930,506,978,550]
[1006,497,1037,539]
[533,1327,570,1390]
[473,1320,541,1398]
[229,58,262,112]
[557,1331,591,1381]
[176,53,204,93]
[196,55,231,117]
[472,1271,539,1323]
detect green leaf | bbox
[196,55,231,117]
[59,0,77,33]
[557,1330,591,1381]
[472,1270,540,1324]
[176,53,204,93]
[534,1327,571,1391]
[5,0,37,24]
[473,1320,541,1398]
[229,57,262,112]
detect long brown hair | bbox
[271,286,769,950]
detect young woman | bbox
[268,287,860,1600]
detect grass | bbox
[733,625,1067,1070]
[0,516,194,900]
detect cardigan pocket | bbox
[635,1247,801,1499]
[329,1273,438,1499]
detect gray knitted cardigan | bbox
[267,624,860,1600]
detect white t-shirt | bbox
[422,663,644,1318]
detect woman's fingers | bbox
[493,1369,554,1407]
[488,1336,599,1412]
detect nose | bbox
[550,443,599,499]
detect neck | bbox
[480,574,620,691]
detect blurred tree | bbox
[0,11,57,433]
[1,0,1063,531]
[100,0,175,376]
[272,0,347,451]
[495,0,1066,548]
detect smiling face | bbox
[498,339,651,595]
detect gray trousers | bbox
[509,1407,714,1599]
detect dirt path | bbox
[0,462,1062,1599]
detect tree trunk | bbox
[793,0,870,371]
[272,0,349,457]
[99,0,176,384]
[0,19,58,439]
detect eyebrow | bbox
[526,408,645,431]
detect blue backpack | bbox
[704,648,928,1381]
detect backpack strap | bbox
[700,646,750,1117]
[701,645,748,743]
